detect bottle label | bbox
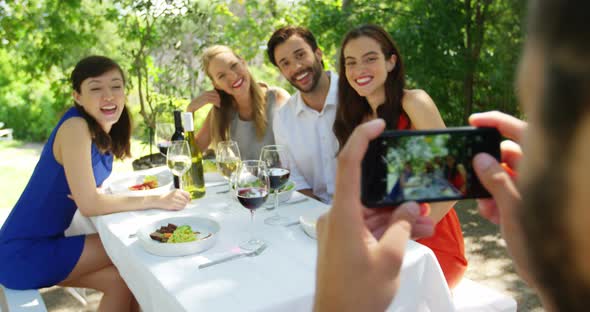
[182,112,195,132]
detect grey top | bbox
[229,88,278,160]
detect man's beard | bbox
[288,58,323,93]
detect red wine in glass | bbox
[237,187,269,210]
[157,142,171,156]
[268,168,290,190]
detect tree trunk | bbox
[342,0,353,10]
[462,0,491,123]
[135,54,149,125]
[463,72,474,122]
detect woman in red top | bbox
[333,24,467,288]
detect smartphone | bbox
[361,127,501,207]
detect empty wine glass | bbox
[216,140,241,194]
[235,160,269,250]
[155,122,174,156]
[260,145,291,226]
[167,141,191,189]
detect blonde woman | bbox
[187,45,290,159]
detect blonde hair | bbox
[201,45,267,147]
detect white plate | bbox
[299,207,329,239]
[136,216,220,257]
[107,167,173,196]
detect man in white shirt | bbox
[267,26,339,204]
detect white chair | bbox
[0,122,13,141]
[0,285,47,312]
[453,278,517,312]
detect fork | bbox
[198,243,267,269]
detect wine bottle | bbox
[181,112,206,199]
[171,110,184,188]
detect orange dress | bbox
[398,114,467,289]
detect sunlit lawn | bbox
[0,138,152,209]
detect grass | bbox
[0,140,41,208]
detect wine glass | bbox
[216,140,241,194]
[155,122,175,156]
[260,145,291,225]
[167,141,192,189]
[235,160,269,250]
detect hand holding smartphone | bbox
[361,127,501,207]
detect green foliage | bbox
[303,0,524,125]
[0,0,524,147]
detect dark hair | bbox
[267,26,320,67]
[333,24,408,151]
[518,1,590,310]
[71,55,131,159]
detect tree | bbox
[0,0,121,141]
[110,0,213,154]
[302,0,524,125]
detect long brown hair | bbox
[333,24,408,151]
[70,55,132,159]
[201,45,267,146]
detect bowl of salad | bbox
[136,216,220,257]
[277,180,296,203]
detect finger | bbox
[206,93,219,100]
[67,194,74,200]
[365,214,390,237]
[178,190,191,201]
[412,217,435,239]
[363,207,381,217]
[500,140,522,172]
[316,214,328,240]
[377,202,419,260]
[468,111,526,142]
[370,225,387,240]
[476,198,500,224]
[332,119,386,222]
[473,153,520,209]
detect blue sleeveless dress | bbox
[0,107,113,289]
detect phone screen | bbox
[361,127,501,207]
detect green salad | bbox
[167,225,197,244]
[278,181,295,192]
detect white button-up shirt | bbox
[273,72,339,204]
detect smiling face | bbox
[343,36,396,106]
[74,69,125,133]
[207,52,251,98]
[273,35,323,93]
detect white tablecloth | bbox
[92,168,454,312]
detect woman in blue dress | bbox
[0,56,191,310]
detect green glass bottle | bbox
[181,112,206,199]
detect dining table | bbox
[88,166,455,312]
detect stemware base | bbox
[239,238,265,251]
[264,215,291,226]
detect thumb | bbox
[377,202,419,264]
[473,153,519,208]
